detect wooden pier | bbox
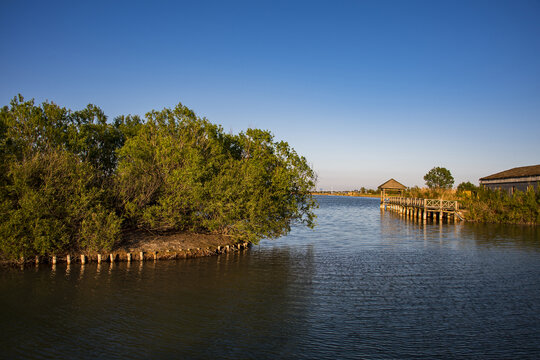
[381,197,461,223]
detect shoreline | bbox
[1,230,249,268]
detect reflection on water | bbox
[380,206,540,250]
[0,195,539,359]
[0,249,316,360]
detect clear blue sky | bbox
[2,0,539,190]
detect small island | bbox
[0,96,318,265]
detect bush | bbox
[463,186,540,225]
[0,96,317,259]
[79,206,122,252]
[116,104,317,243]
[0,150,118,258]
[457,181,478,193]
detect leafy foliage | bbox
[0,96,124,258]
[116,104,317,243]
[0,150,121,258]
[457,181,478,193]
[463,186,540,225]
[424,166,454,189]
[0,96,317,259]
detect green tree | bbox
[0,95,318,259]
[69,104,125,178]
[457,181,477,192]
[116,103,317,242]
[0,96,121,259]
[424,166,454,189]
[0,149,121,258]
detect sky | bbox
[1,0,539,190]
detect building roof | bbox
[480,164,540,181]
[378,178,406,190]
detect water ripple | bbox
[1,196,539,359]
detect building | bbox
[479,164,540,194]
[378,178,406,197]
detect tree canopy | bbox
[423,167,454,189]
[0,95,317,259]
[457,181,477,193]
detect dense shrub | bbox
[464,187,540,225]
[0,96,317,259]
[116,104,317,242]
[457,181,478,193]
[0,150,121,258]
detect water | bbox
[1,195,540,359]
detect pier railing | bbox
[383,197,459,211]
[381,196,461,223]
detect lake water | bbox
[1,195,540,359]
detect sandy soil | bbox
[116,229,237,253]
[1,230,244,266]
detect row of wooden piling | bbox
[380,197,463,224]
[16,242,250,266]
[382,203,460,223]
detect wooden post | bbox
[35,255,40,265]
[52,256,57,265]
[127,253,132,262]
[97,254,102,263]
[80,254,86,264]
[66,254,71,264]
[153,252,158,260]
[110,253,114,262]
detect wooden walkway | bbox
[381,197,461,223]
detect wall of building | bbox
[482,181,539,194]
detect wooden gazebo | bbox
[378,178,407,204]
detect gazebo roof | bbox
[378,178,406,190]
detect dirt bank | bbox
[1,230,248,267]
[117,229,237,253]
